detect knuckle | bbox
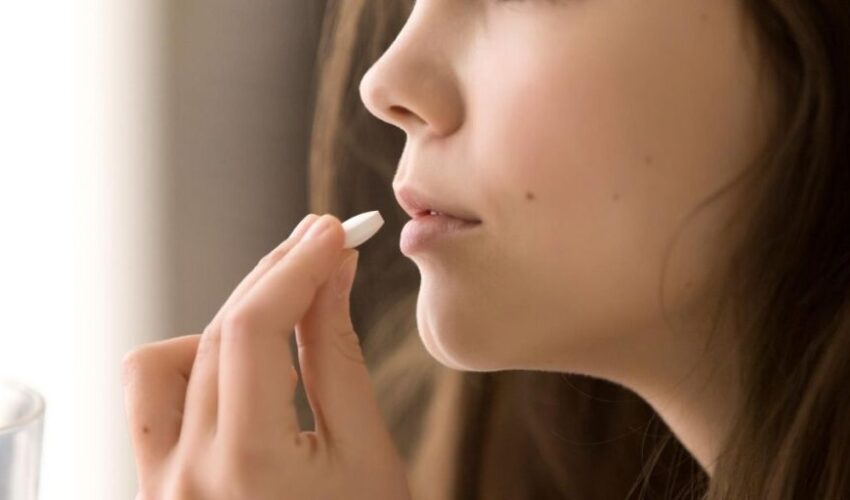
[163,464,201,500]
[294,431,321,458]
[201,322,218,340]
[256,253,272,269]
[196,328,220,359]
[229,447,270,473]
[266,244,291,264]
[214,448,274,494]
[220,310,256,339]
[121,346,156,386]
[256,253,274,270]
[257,240,293,269]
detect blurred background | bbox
[0,2,329,497]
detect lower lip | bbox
[400,214,482,255]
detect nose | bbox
[358,21,464,138]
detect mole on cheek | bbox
[525,191,536,201]
[142,425,151,435]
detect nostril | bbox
[389,105,427,128]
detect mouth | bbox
[410,211,482,225]
[394,184,483,224]
[399,211,482,255]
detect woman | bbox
[122,0,850,498]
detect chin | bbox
[415,297,505,372]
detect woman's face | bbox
[359,0,776,379]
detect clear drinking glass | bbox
[0,379,45,500]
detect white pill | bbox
[341,210,384,249]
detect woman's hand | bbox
[121,213,411,500]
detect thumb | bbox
[295,249,390,448]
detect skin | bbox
[359,0,778,475]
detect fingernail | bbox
[334,252,359,299]
[304,215,332,241]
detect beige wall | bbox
[162,1,327,337]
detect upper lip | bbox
[394,184,482,223]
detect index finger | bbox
[216,214,345,449]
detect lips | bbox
[394,184,482,223]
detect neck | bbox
[634,335,741,475]
[557,309,742,476]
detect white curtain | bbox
[0,1,323,498]
[0,1,165,498]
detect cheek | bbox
[472,49,658,313]
[441,52,650,370]
[457,14,739,361]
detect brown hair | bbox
[305,0,850,498]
